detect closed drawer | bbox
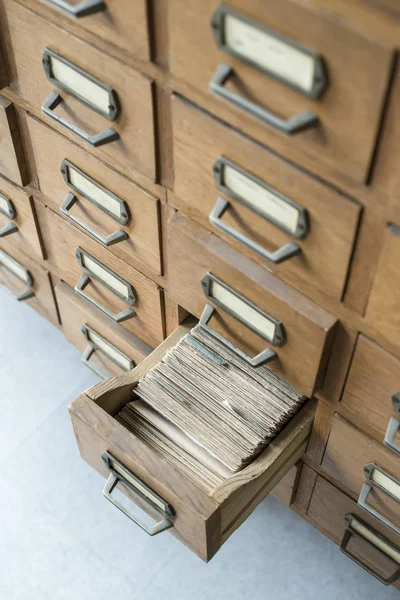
[6,1,155,181]
[0,96,28,186]
[168,0,392,185]
[172,96,360,300]
[322,415,400,538]
[26,0,150,61]
[0,242,58,324]
[39,204,164,348]
[0,176,43,260]
[69,320,316,561]
[307,474,400,586]
[26,116,162,277]
[56,281,152,379]
[341,335,400,454]
[168,214,337,398]
[365,225,400,353]
[0,46,7,89]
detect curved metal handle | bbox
[385,393,400,456]
[102,452,174,536]
[75,274,136,323]
[199,303,277,367]
[0,223,18,238]
[358,463,400,536]
[0,248,34,301]
[209,197,301,264]
[341,514,400,585]
[61,193,128,247]
[44,0,106,17]
[81,345,109,379]
[210,63,319,135]
[42,91,119,148]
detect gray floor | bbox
[0,289,398,600]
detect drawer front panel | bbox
[69,321,315,561]
[307,475,400,586]
[26,116,162,276]
[341,335,400,448]
[56,281,152,378]
[168,0,392,184]
[27,0,150,60]
[41,205,164,347]
[168,214,336,397]
[366,225,400,354]
[6,1,155,180]
[0,97,28,186]
[0,177,43,260]
[0,243,58,324]
[172,96,360,300]
[322,415,400,534]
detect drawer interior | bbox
[69,319,316,561]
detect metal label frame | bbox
[42,48,120,121]
[341,514,400,584]
[0,248,33,287]
[201,272,285,346]
[0,192,16,220]
[213,156,308,239]
[61,159,130,225]
[101,451,175,520]
[363,463,400,506]
[75,247,136,306]
[81,324,134,371]
[210,4,327,99]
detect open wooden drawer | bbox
[69,319,316,561]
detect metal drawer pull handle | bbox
[358,463,400,536]
[81,323,134,379]
[44,0,106,18]
[0,248,34,301]
[0,223,18,238]
[42,92,119,148]
[75,274,135,323]
[384,393,400,456]
[200,303,277,367]
[101,451,174,536]
[200,272,285,368]
[341,514,400,585]
[81,345,109,380]
[0,193,16,220]
[210,63,319,135]
[209,197,300,264]
[61,193,128,247]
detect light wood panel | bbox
[5,1,156,181]
[341,335,400,445]
[37,202,165,348]
[322,415,400,531]
[168,214,336,398]
[0,242,58,324]
[168,0,392,186]
[0,175,43,259]
[171,95,361,301]
[26,115,162,277]
[365,225,400,353]
[0,96,28,186]
[56,281,153,377]
[307,474,400,587]
[24,0,150,61]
